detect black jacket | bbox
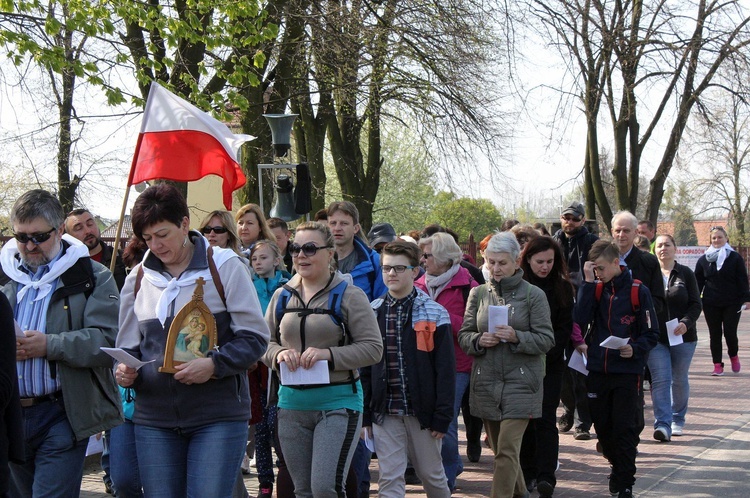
[624,247,665,328]
[695,250,750,308]
[0,293,24,494]
[98,241,127,291]
[362,291,456,434]
[525,275,574,363]
[660,262,702,344]
[553,227,599,288]
[575,270,659,375]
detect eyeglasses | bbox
[289,242,332,257]
[13,227,56,245]
[421,253,433,259]
[710,226,725,232]
[201,226,228,235]
[562,216,582,222]
[381,265,415,274]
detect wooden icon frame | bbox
[159,277,218,374]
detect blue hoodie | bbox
[252,270,289,314]
[348,237,387,301]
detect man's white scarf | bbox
[0,233,90,302]
[141,239,236,326]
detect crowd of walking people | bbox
[1,188,749,498]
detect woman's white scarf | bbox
[141,238,236,326]
[423,263,461,300]
[0,233,90,303]
[704,242,734,271]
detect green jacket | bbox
[1,244,123,441]
[458,269,554,421]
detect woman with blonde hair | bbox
[415,231,479,492]
[200,210,242,255]
[263,221,382,497]
[235,204,276,255]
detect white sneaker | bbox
[653,427,670,442]
[241,454,251,474]
[671,424,683,436]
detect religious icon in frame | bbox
[159,277,218,374]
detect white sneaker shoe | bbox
[653,427,671,442]
[671,424,683,436]
[241,454,251,474]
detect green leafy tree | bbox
[662,182,698,246]
[429,192,504,241]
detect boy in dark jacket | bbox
[362,241,455,497]
[574,240,658,498]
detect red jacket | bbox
[415,266,478,373]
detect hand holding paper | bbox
[101,347,155,370]
[599,335,630,349]
[666,318,684,346]
[280,360,330,386]
[489,305,509,342]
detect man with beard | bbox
[553,201,598,441]
[65,209,126,291]
[0,190,121,498]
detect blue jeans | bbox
[110,420,143,498]
[9,399,89,498]
[647,341,697,435]
[442,372,470,491]
[135,421,248,498]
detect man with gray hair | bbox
[0,189,122,498]
[611,211,665,317]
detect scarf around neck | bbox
[704,242,734,271]
[423,263,461,300]
[140,236,236,326]
[0,233,90,303]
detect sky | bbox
[0,16,706,223]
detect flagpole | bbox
[110,187,131,275]
[110,133,145,275]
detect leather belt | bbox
[19,392,63,408]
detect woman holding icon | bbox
[458,232,554,498]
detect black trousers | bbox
[520,356,565,487]
[703,303,741,365]
[559,359,591,430]
[587,371,643,490]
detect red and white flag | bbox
[127,82,253,209]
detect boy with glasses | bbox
[362,241,454,497]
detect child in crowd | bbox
[249,240,289,498]
[574,240,658,498]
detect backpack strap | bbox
[595,281,604,302]
[631,279,641,312]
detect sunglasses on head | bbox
[13,227,56,245]
[710,226,725,232]
[201,225,228,235]
[289,242,332,257]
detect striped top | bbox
[15,251,63,397]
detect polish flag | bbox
[127,82,254,209]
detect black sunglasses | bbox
[201,226,228,235]
[13,227,56,245]
[289,242,332,257]
[562,215,582,222]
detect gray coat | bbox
[1,245,123,441]
[458,269,554,421]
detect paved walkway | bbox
[81,313,750,497]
